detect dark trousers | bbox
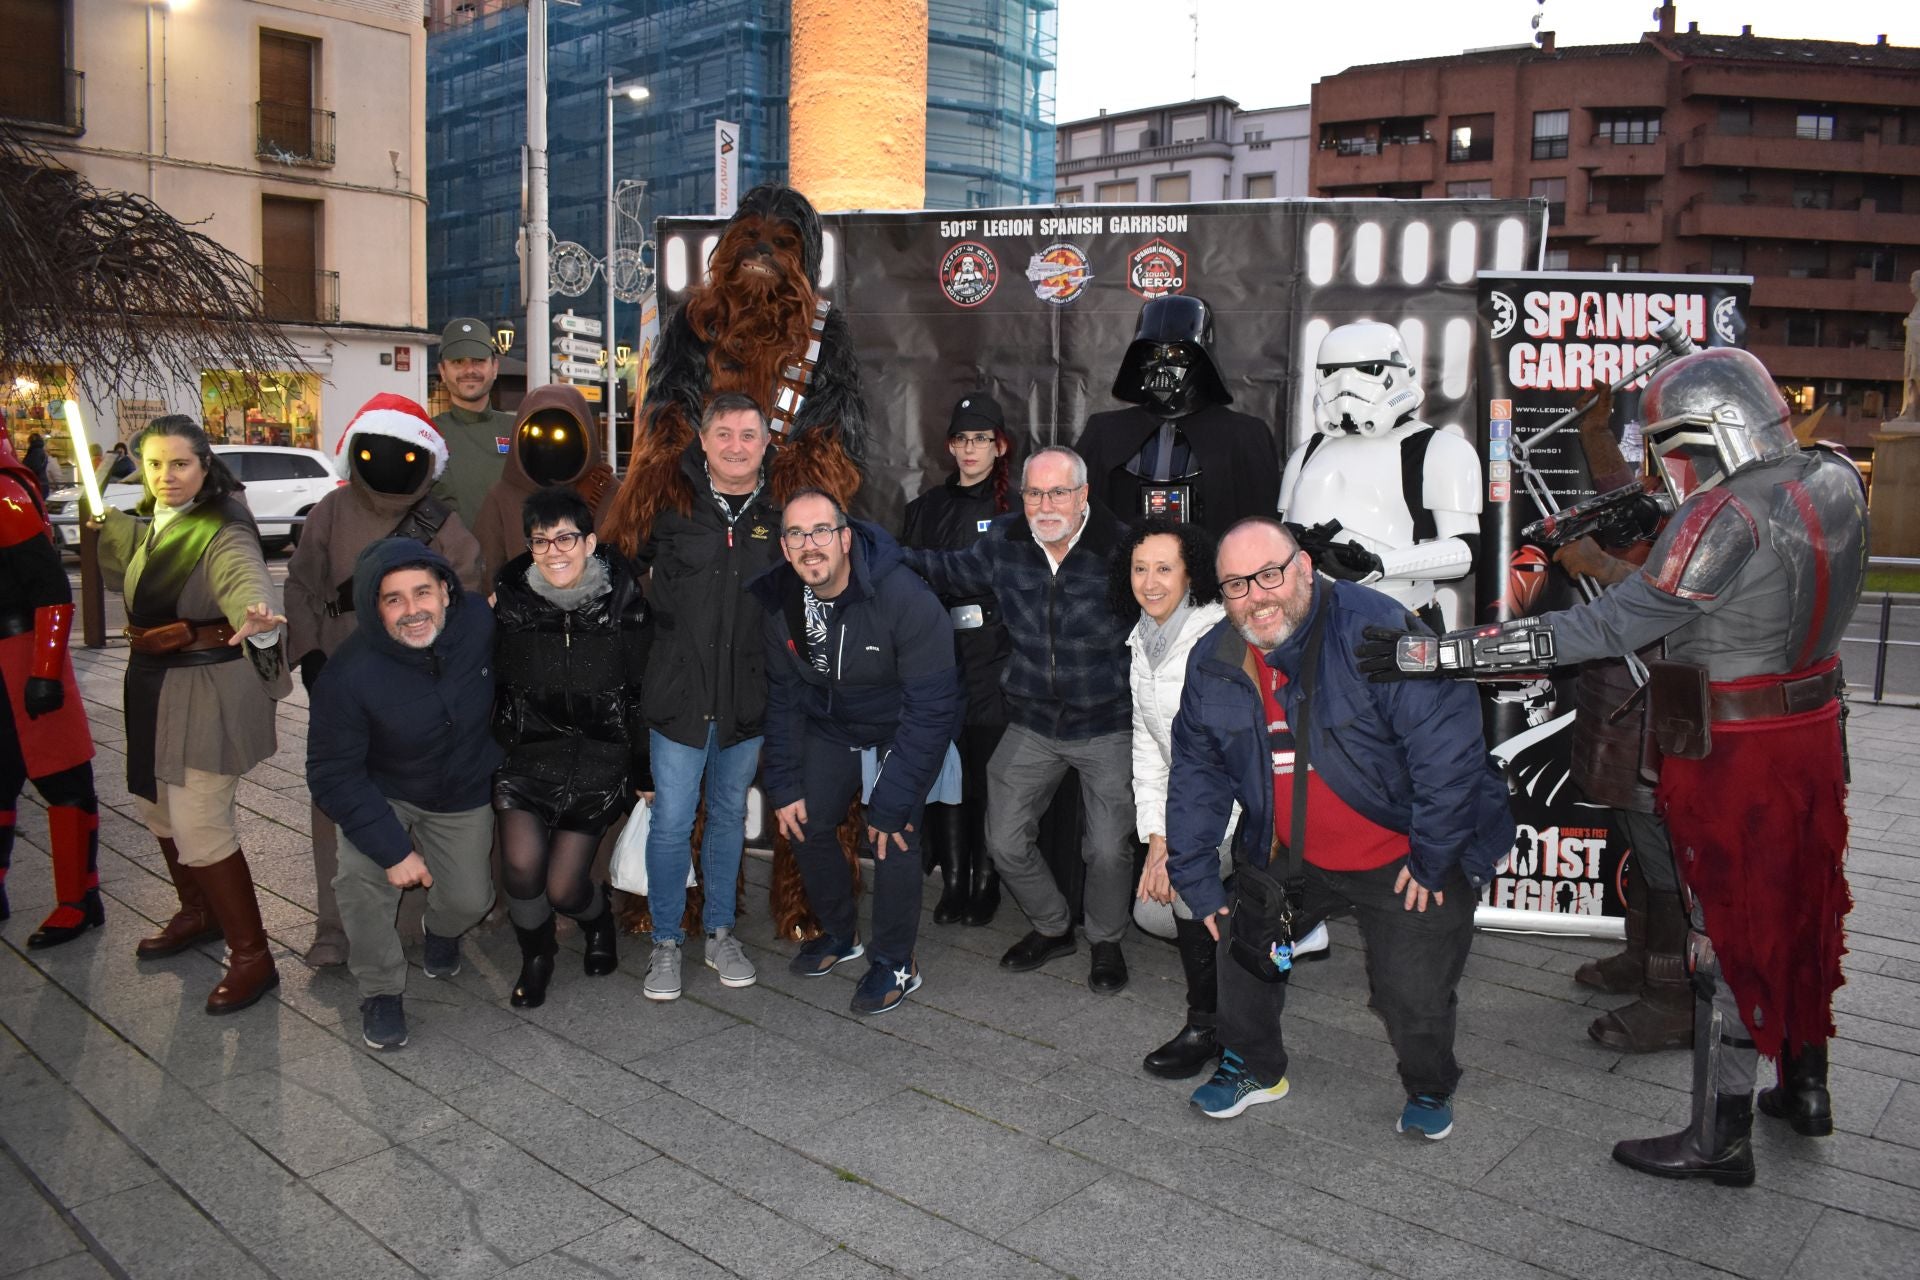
[792,727,926,968]
[1217,858,1475,1099]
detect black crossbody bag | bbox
[1227,601,1329,984]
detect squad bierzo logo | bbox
[1126,238,1187,299]
[938,242,999,308]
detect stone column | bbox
[789,0,928,212]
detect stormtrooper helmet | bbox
[1312,321,1423,437]
[1640,347,1796,503]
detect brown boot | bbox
[194,849,280,1015]
[136,837,223,959]
[1589,888,1692,1053]
[1575,863,1646,994]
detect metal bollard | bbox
[78,521,106,649]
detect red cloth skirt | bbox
[1656,668,1851,1063]
[0,632,94,777]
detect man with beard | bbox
[1165,517,1508,1133]
[902,446,1136,994]
[752,490,961,1014]
[306,539,501,1051]
[432,318,518,524]
[287,394,485,968]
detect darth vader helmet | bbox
[1641,348,1796,503]
[1112,295,1232,417]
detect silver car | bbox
[49,444,342,553]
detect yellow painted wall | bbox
[789,0,929,212]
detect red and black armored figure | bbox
[0,434,100,947]
[1362,347,1869,1187]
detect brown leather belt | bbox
[1708,666,1841,723]
[125,619,236,655]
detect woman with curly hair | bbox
[900,393,1015,926]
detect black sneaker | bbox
[1000,928,1075,972]
[422,930,461,979]
[787,933,864,978]
[360,995,408,1050]
[850,958,922,1015]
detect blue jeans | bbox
[645,726,762,944]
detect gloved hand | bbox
[1287,519,1383,583]
[298,651,327,696]
[1355,625,1439,682]
[24,676,64,718]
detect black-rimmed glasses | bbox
[781,523,847,549]
[1219,548,1301,599]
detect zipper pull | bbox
[727,526,735,548]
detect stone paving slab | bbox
[1,656,1918,1278]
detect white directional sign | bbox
[555,359,604,381]
[552,312,603,338]
[552,334,605,361]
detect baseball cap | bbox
[948,392,1005,437]
[438,317,496,361]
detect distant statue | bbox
[1901,269,1920,422]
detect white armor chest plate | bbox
[1289,433,1417,573]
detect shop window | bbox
[201,371,323,450]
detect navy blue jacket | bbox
[752,521,963,834]
[307,538,503,868]
[1167,576,1512,916]
[901,506,1131,740]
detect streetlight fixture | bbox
[606,77,650,474]
[493,320,516,356]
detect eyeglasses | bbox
[1218,548,1301,599]
[1019,484,1083,506]
[528,531,585,554]
[781,522,847,549]
[950,432,998,449]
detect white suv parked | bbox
[49,444,341,553]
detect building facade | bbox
[1309,2,1920,451]
[1053,96,1311,205]
[425,0,1058,346]
[2,0,429,458]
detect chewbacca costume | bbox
[602,184,869,941]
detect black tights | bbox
[498,808,604,919]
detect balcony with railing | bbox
[1681,122,1920,176]
[1311,133,1436,187]
[1560,198,1664,244]
[0,62,84,134]
[1745,272,1917,314]
[255,267,340,324]
[256,101,337,167]
[1678,194,1920,243]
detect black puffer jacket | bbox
[491,547,651,819]
[636,439,783,749]
[900,474,1009,727]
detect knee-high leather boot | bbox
[194,849,280,1015]
[1575,862,1647,994]
[960,789,1000,927]
[136,836,222,959]
[27,803,105,949]
[927,802,968,925]
[1587,887,1692,1052]
[1142,915,1222,1078]
[1758,1042,1834,1137]
[1612,990,1755,1187]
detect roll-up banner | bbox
[1473,270,1752,932]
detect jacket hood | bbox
[748,518,901,613]
[503,383,600,490]
[351,537,464,655]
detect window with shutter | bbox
[259,31,316,159]
[261,197,320,321]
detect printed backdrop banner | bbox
[1473,270,1752,924]
[656,198,1545,528]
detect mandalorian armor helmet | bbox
[1112,295,1232,418]
[351,434,433,496]
[1641,347,1797,503]
[518,410,588,486]
[1312,321,1424,437]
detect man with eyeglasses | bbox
[1165,516,1509,1134]
[750,490,961,1013]
[902,445,1138,993]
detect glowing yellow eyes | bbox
[552,428,566,442]
[358,449,371,460]
[404,451,416,462]
[528,425,543,437]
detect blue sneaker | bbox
[850,958,921,1015]
[360,995,408,1050]
[1397,1093,1454,1140]
[1189,1050,1289,1119]
[422,930,461,979]
[788,933,864,977]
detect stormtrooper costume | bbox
[1360,348,1869,1187]
[1279,321,1482,630]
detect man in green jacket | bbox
[430,317,516,529]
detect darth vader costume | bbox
[1073,296,1279,537]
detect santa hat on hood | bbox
[333,393,449,481]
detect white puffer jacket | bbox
[1128,601,1228,842]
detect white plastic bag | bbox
[609,800,653,894]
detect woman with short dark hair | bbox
[91,415,290,1015]
[490,485,651,1007]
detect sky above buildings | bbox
[1055,0,1920,121]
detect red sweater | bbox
[1258,647,1405,872]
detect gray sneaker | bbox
[643,941,682,1002]
[705,927,757,989]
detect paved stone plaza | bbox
[3,642,1918,1280]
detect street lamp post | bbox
[526,0,550,388]
[606,77,649,474]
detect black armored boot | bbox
[1758,1042,1834,1137]
[1612,993,1755,1187]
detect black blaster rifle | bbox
[1520,475,1672,554]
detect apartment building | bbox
[1053,95,1310,205]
